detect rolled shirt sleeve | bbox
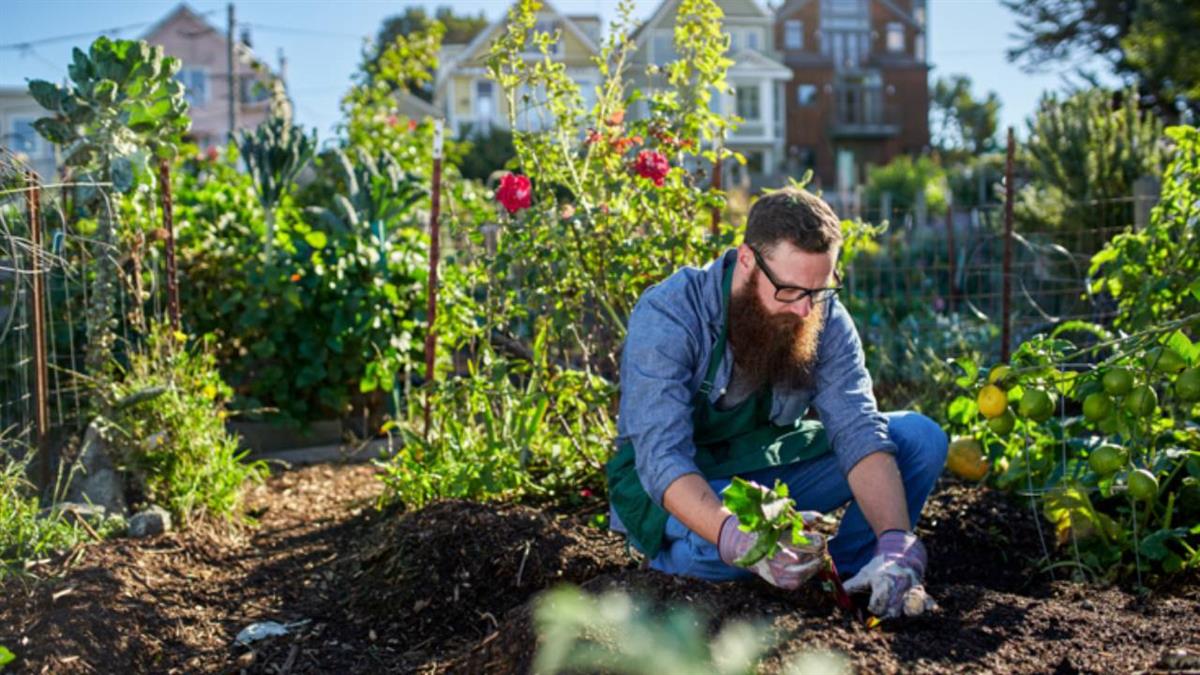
[811,299,897,474]
[617,290,707,507]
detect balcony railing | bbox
[831,84,901,137]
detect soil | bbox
[1,464,1198,674]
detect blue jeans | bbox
[649,411,948,580]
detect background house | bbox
[142,4,276,149]
[630,0,793,190]
[776,0,930,211]
[434,2,601,138]
[1,87,58,179]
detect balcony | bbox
[830,84,900,138]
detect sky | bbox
[0,0,1120,141]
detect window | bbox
[746,30,760,50]
[475,80,494,121]
[176,68,208,107]
[886,22,905,52]
[728,30,738,51]
[652,29,677,64]
[796,84,818,106]
[735,85,760,120]
[9,117,39,155]
[241,77,270,104]
[784,20,803,49]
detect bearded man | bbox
[606,187,947,619]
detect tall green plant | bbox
[28,37,189,373]
[235,84,317,260]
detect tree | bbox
[930,75,1002,158]
[1003,0,1199,120]
[366,6,489,101]
[1015,87,1164,237]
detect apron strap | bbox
[699,258,735,397]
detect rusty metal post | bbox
[423,120,444,438]
[945,200,957,312]
[158,159,180,332]
[26,171,51,490]
[1001,127,1015,362]
[710,138,723,237]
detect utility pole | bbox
[227,3,238,141]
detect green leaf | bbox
[28,80,63,112]
[93,79,118,105]
[1139,527,1191,561]
[1189,277,1200,304]
[1164,330,1197,365]
[947,395,978,425]
[0,645,14,668]
[304,231,328,249]
[32,117,73,144]
[949,357,978,389]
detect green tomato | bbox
[1176,368,1200,402]
[1102,368,1133,396]
[1087,444,1127,476]
[1124,385,1158,417]
[1128,469,1159,502]
[988,408,1016,435]
[1082,392,1114,422]
[1019,388,1055,422]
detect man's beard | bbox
[727,271,824,390]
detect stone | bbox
[64,421,128,517]
[128,505,171,538]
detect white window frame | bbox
[473,80,495,124]
[735,84,760,120]
[886,22,905,53]
[746,29,760,50]
[176,67,209,107]
[784,20,803,50]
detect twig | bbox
[515,540,532,587]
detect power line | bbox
[0,10,218,51]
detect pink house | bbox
[142,4,274,148]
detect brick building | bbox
[775,0,930,205]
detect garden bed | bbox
[1,463,1198,674]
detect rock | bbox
[128,505,172,538]
[39,502,107,525]
[64,421,128,517]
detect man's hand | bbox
[843,530,937,618]
[717,512,827,589]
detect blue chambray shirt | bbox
[611,248,896,532]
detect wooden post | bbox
[423,119,444,438]
[1001,127,1014,362]
[227,3,238,141]
[945,200,956,312]
[26,171,50,491]
[158,160,181,332]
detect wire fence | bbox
[0,149,167,490]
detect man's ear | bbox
[736,243,754,271]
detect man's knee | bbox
[886,411,948,478]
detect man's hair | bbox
[744,186,843,254]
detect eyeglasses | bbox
[749,246,843,305]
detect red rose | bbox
[585,128,603,145]
[496,173,532,214]
[408,118,418,132]
[634,150,670,187]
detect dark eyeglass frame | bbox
[749,246,843,305]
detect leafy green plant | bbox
[0,452,92,577]
[0,644,14,669]
[235,83,317,259]
[27,36,190,373]
[722,477,824,566]
[863,155,948,219]
[100,324,266,525]
[942,127,1200,583]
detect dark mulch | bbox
[1,465,1198,674]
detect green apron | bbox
[606,261,830,558]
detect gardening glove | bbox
[843,529,937,619]
[717,512,827,590]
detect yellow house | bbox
[433,2,602,137]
